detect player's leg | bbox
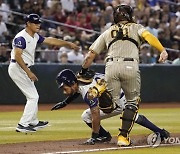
[9,65,39,124]
[81,108,123,142]
[8,64,47,132]
[118,62,140,146]
[135,114,170,140]
[81,109,110,140]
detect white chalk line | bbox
[43,143,180,154]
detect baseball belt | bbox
[11,59,32,68]
[106,57,134,62]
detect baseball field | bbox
[0,103,180,154]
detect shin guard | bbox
[120,103,138,137]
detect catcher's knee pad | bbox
[81,109,92,123]
[121,104,138,122]
[126,97,141,106]
[125,103,138,112]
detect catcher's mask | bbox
[56,69,77,88]
[113,5,133,24]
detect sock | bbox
[136,114,163,133]
[85,122,108,137]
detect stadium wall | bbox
[0,63,180,104]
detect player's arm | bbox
[14,48,30,74]
[51,92,80,110]
[82,103,100,145]
[141,31,168,62]
[84,91,100,135]
[43,37,79,50]
[77,50,97,77]
[90,106,100,134]
[80,33,106,74]
[82,50,97,69]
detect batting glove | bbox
[51,101,67,110]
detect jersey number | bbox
[111,27,129,38]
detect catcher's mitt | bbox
[87,78,107,99]
[77,69,95,83]
[87,78,114,113]
[98,90,114,114]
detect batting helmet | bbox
[113,5,133,24]
[56,69,77,88]
[25,13,42,24]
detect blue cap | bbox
[25,13,42,24]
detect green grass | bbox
[0,108,180,145]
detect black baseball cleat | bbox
[96,132,112,143]
[160,129,170,141]
[16,124,36,133]
[29,121,49,130]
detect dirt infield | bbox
[0,136,147,154]
[0,103,180,153]
[0,134,179,154]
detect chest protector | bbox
[108,23,139,50]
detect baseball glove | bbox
[87,78,114,113]
[87,79,107,99]
[76,69,95,83]
[98,90,114,114]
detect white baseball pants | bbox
[8,63,39,126]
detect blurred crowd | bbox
[0,0,180,64]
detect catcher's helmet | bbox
[56,69,77,88]
[25,13,41,24]
[113,5,133,24]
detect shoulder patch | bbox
[13,37,26,49]
[84,93,98,108]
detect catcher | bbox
[51,69,169,145]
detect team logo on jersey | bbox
[18,41,21,45]
[15,41,22,47]
[89,100,96,106]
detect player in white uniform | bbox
[51,69,169,145]
[8,14,79,133]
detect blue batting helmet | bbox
[25,13,42,24]
[56,69,77,88]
